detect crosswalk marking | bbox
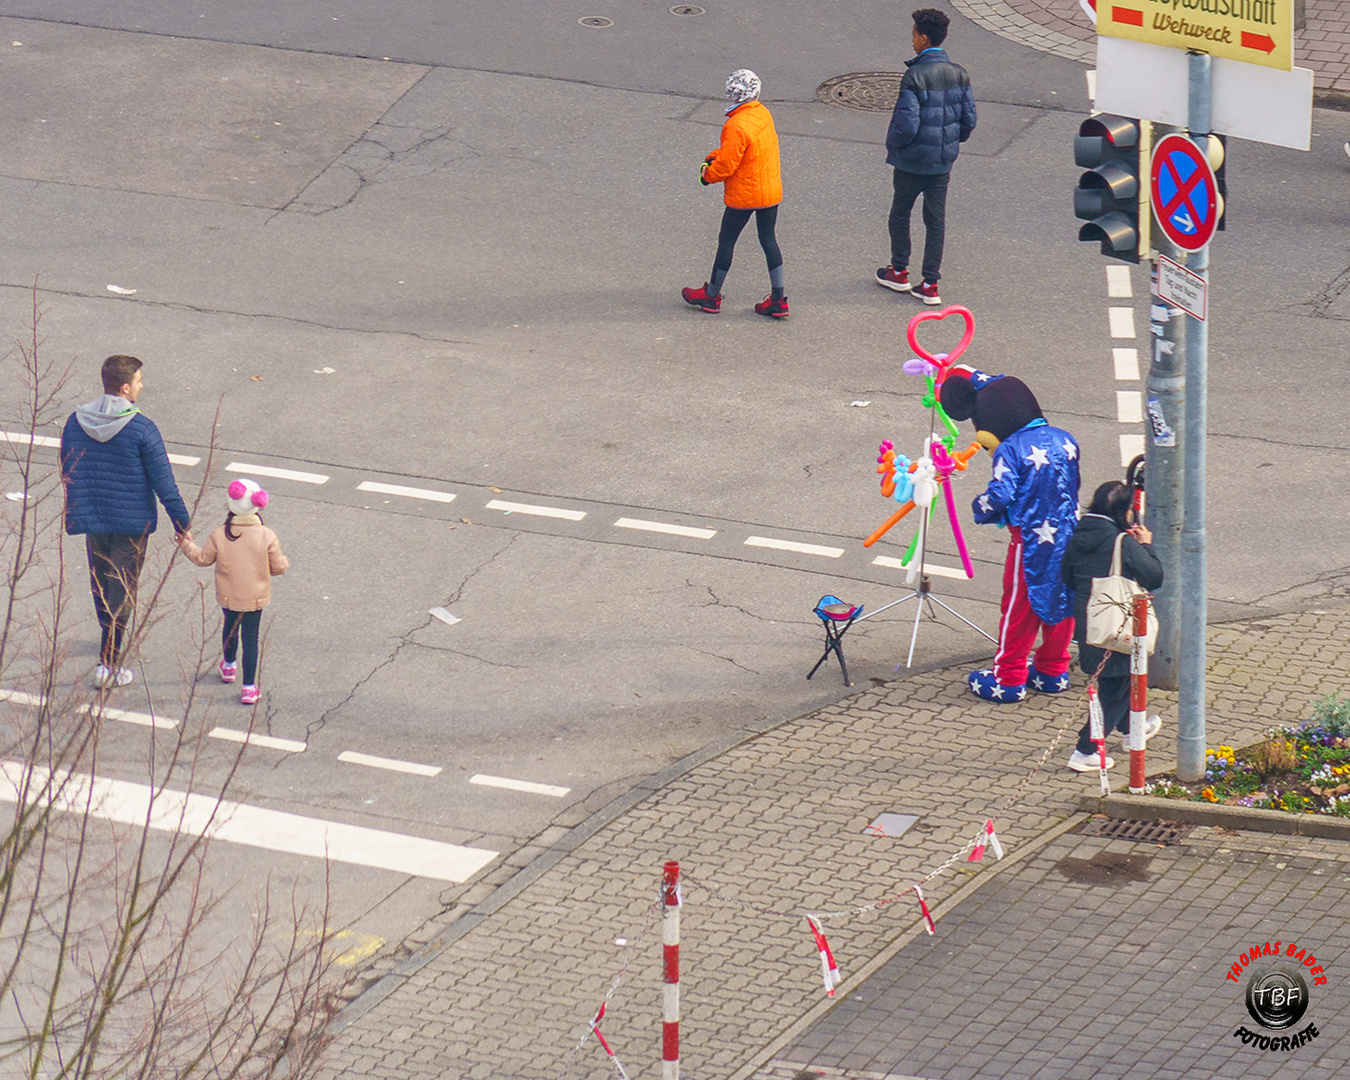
[0,761,499,883]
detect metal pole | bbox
[1176,52,1211,782]
[661,861,680,1080]
[1144,254,1184,690]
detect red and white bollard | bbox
[1088,685,1109,795]
[1128,594,1149,794]
[662,861,680,1080]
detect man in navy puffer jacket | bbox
[60,355,191,687]
[877,8,977,306]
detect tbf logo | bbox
[1246,967,1309,1030]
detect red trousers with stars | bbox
[994,527,1074,687]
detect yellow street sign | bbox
[1098,1,1293,72]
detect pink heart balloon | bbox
[906,306,976,373]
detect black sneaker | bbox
[876,266,911,292]
[914,280,941,305]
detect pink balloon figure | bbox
[932,442,975,579]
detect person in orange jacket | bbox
[682,70,788,318]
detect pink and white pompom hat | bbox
[226,478,270,516]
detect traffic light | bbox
[1202,133,1227,231]
[1075,114,1145,263]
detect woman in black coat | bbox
[1060,481,1164,771]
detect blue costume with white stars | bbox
[971,418,1080,624]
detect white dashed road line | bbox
[357,480,457,504]
[1116,391,1143,424]
[226,461,330,485]
[485,499,586,521]
[470,774,571,798]
[0,761,498,882]
[613,517,716,539]
[167,453,201,467]
[84,704,179,730]
[1108,307,1137,339]
[1,431,61,449]
[1112,347,1140,381]
[1106,265,1133,298]
[208,727,306,753]
[338,751,442,777]
[0,689,46,707]
[744,536,845,559]
[871,555,970,580]
[1120,434,1146,464]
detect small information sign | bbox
[1157,253,1207,321]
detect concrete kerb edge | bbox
[724,810,1092,1080]
[1078,792,1350,839]
[324,644,996,1036]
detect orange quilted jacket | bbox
[703,101,782,210]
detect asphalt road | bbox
[1,0,1348,976]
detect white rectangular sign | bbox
[1096,36,1313,152]
[1157,254,1207,321]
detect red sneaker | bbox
[914,280,941,305]
[241,684,260,706]
[875,266,911,292]
[754,294,789,318]
[681,284,722,313]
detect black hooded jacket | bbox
[1061,513,1164,676]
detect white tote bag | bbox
[1084,533,1159,654]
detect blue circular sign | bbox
[1150,134,1218,251]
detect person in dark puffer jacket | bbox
[876,8,977,306]
[1060,481,1165,773]
[60,354,192,688]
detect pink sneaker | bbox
[240,684,260,706]
[219,659,238,684]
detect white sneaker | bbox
[92,664,133,688]
[1120,715,1163,747]
[1068,749,1114,772]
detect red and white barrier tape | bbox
[807,916,842,995]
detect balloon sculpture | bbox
[865,306,981,584]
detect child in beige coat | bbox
[180,479,289,704]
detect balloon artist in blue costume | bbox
[939,365,1080,702]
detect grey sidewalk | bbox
[758,826,1350,1080]
[320,604,1350,1079]
[954,0,1350,103]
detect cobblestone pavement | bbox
[319,604,1350,1079]
[758,826,1350,1080]
[954,1,1350,99]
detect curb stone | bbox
[1078,792,1350,839]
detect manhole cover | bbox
[578,16,614,28]
[670,5,706,14]
[1056,851,1153,886]
[1080,817,1193,845]
[816,72,905,112]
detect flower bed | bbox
[1142,695,1350,816]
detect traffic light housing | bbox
[1075,114,1145,263]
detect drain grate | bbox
[816,72,905,112]
[1080,817,1193,844]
